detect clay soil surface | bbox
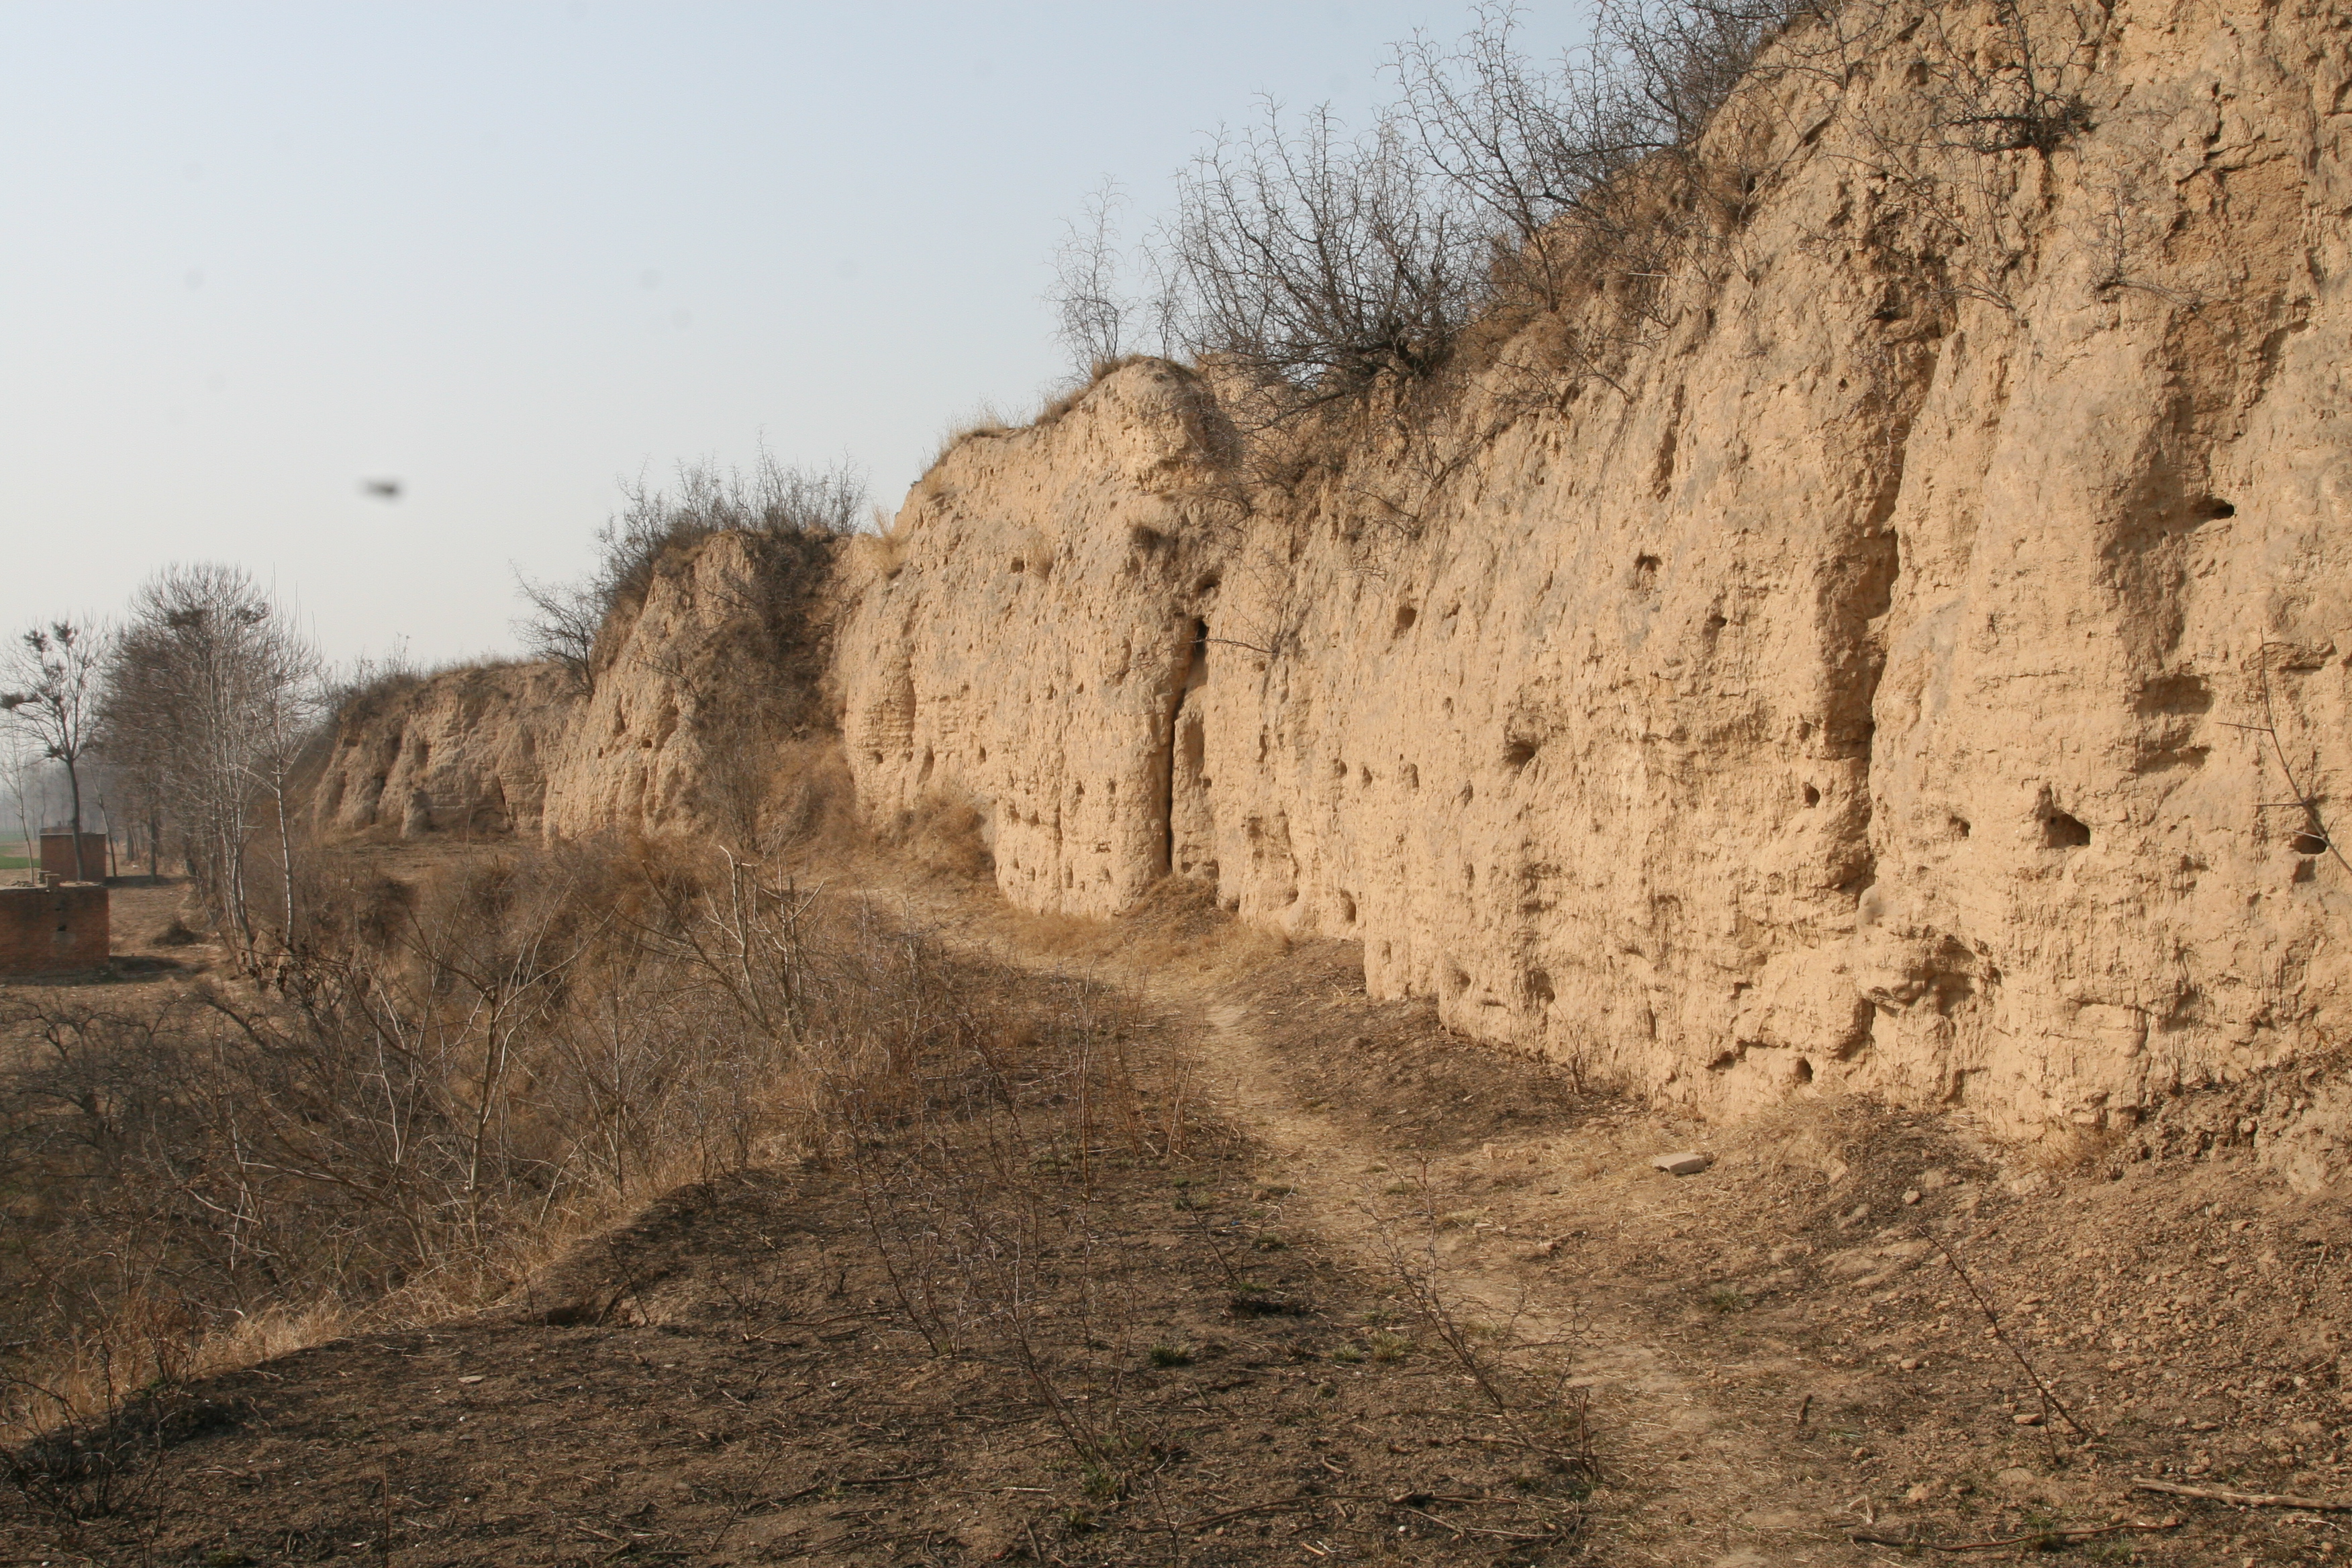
[5,848,2349,1565]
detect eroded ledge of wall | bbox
[836,0,2352,1157]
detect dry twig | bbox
[1926,1234,2089,1440]
[1853,1518,2178,1552]
[2133,1477,2352,1512]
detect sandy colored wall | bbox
[838,0,2352,1161]
[541,529,834,843]
[311,663,579,839]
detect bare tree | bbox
[1160,99,1483,403]
[1384,1,1793,309]
[1095,2,1809,426]
[0,735,44,885]
[1,622,107,880]
[509,567,601,683]
[99,565,319,960]
[1048,177,1136,375]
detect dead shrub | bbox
[759,738,859,850]
[887,798,995,883]
[0,835,1003,1454]
[513,449,861,688]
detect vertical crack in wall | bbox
[1830,334,1943,903]
[1157,616,1211,879]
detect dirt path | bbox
[886,883,1902,1568]
[1175,993,1853,1568]
[887,869,2352,1567]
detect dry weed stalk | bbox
[0,836,1144,1521]
[1365,1165,1597,1486]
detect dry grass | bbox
[851,527,912,581]
[0,835,1060,1449]
[926,402,1018,471]
[881,796,995,883]
[994,877,1292,981]
[1033,354,1155,428]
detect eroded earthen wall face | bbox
[540,530,831,844]
[837,0,2352,1157]
[311,664,578,839]
[837,364,1236,912]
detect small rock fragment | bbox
[2012,1411,2043,1426]
[1902,1189,1922,1206]
[1651,1150,1712,1176]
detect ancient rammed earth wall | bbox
[541,530,766,840]
[839,0,2352,1148]
[311,663,578,838]
[315,532,822,848]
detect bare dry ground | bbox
[4,849,2347,1565]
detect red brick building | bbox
[38,831,109,882]
[0,883,109,975]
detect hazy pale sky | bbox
[2,2,1585,667]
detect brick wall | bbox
[38,832,109,881]
[0,884,109,975]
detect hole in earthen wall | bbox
[2135,673,2213,715]
[2043,812,2092,848]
